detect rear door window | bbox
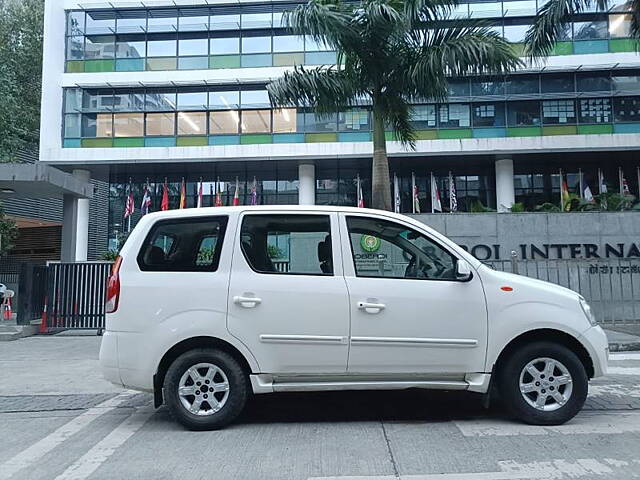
[137,216,228,272]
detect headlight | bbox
[579,296,597,326]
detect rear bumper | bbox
[99,331,123,387]
[98,330,154,392]
[579,325,609,378]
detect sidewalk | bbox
[604,327,640,352]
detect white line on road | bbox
[53,409,153,480]
[609,353,640,361]
[0,392,135,480]
[607,367,640,375]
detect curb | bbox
[609,342,640,353]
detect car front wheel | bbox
[497,341,588,425]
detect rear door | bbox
[227,211,350,374]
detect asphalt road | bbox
[1,337,640,480]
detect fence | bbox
[486,257,640,326]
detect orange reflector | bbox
[501,286,513,292]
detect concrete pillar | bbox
[495,158,515,213]
[298,163,316,205]
[61,170,90,262]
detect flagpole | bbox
[619,166,623,194]
[637,166,640,199]
[578,168,584,200]
[411,172,416,214]
[448,171,452,213]
[559,169,563,210]
[356,174,360,208]
[430,172,434,214]
[598,168,602,195]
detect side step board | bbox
[250,373,491,395]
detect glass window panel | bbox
[113,91,145,111]
[507,101,541,126]
[579,98,612,123]
[541,74,574,93]
[438,104,470,127]
[82,89,114,112]
[450,3,470,18]
[447,79,470,96]
[574,20,608,39]
[67,11,85,36]
[273,11,285,28]
[503,0,537,16]
[472,78,505,95]
[178,56,208,70]
[241,90,270,107]
[209,90,240,109]
[469,2,502,17]
[84,35,115,59]
[304,36,332,52]
[115,11,147,33]
[303,112,337,132]
[410,105,437,128]
[577,73,612,92]
[66,36,84,60]
[273,35,305,52]
[241,13,272,29]
[178,15,209,31]
[81,113,113,137]
[210,110,240,134]
[339,109,371,131]
[273,109,299,133]
[179,36,208,56]
[115,35,146,58]
[64,114,81,138]
[146,112,175,135]
[506,75,539,94]
[210,36,240,54]
[610,14,633,37]
[242,36,272,53]
[177,111,207,135]
[177,91,208,110]
[147,36,177,57]
[113,113,144,137]
[542,99,576,124]
[503,24,528,42]
[614,96,640,122]
[145,90,177,111]
[612,74,640,92]
[147,10,177,33]
[472,102,506,127]
[85,11,115,35]
[65,89,83,113]
[210,14,240,30]
[241,110,271,133]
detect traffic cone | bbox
[39,296,48,334]
[3,297,12,320]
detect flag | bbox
[179,178,186,209]
[448,171,457,213]
[124,181,134,219]
[161,179,169,211]
[620,167,630,195]
[430,173,442,213]
[233,177,240,206]
[215,178,223,207]
[196,179,203,208]
[560,170,570,211]
[357,175,364,208]
[393,174,400,213]
[140,182,152,215]
[411,172,420,214]
[599,169,608,194]
[250,177,258,206]
[584,183,594,203]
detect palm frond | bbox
[283,0,357,49]
[630,0,640,40]
[378,96,416,149]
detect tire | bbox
[497,341,588,425]
[164,348,249,431]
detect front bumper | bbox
[579,325,609,378]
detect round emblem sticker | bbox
[360,235,381,252]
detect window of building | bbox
[447,79,471,96]
[469,2,502,17]
[210,36,240,54]
[146,112,176,136]
[177,111,207,135]
[85,11,115,35]
[610,14,633,37]
[242,36,272,53]
[471,78,505,96]
[178,36,209,56]
[540,74,575,93]
[503,24,529,43]
[210,110,240,134]
[67,36,85,61]
[241,13,273,29]
[209,90,240,109]
[614,96,640,122]
[577,73,612,92]
[303,112,337,132]
[574,20,609,39]
[439,104,470,128]
[273,35,305,52]
[113,91,145,112]
[579,98,612,123]
[241,110,271,133]
[241,90,270,108]
[115,11,147,33]
[542,100,576,124]
[210,14,240,30]
[138,217,227,272]
[177,91,208,110]
[506,75,539,94]
[346,216,457,280]
[65,89,83,113]
[82,89,114,112]
[145,90,177,111]
[147,35,177,57]
[113,113,144,137]
[115,35,146,58]
[240,214,333,275]
[339,109,371,131]
[410,105,437,129]
[147,10,178,33]
[507,101,541,126]
[612,73,640,92]
[82,114,113,137]
[64,114,81,138]
[304,36,333,52]
[84,35,116,59]
[273,109,298,133]
[472,102,506,127]
[67,11,86,36]
[178,14,209,32]
[503,0,537,16]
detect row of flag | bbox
[560,166,639,211]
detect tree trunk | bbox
[371,107,392,211]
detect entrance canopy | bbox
[0,164,93,200]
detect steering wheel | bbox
[405,256,431,278]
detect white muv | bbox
[99,206,608,430]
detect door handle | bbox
[358,301,386,314]
[234,295,262,308]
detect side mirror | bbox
[456,259,473,282]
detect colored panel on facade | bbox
[305,133,338,143]
[273,133,304,143]
[178,56,209,70]
[81,138,113,148]
[273,53,305,67]
[551,42,573,55]
[115,59,145,72]
[510,43,525,56]
[210,55,241,69]
[414,130,438,140]
[472,127,507,138]
[146,58,178,71]
[65,61,84,73]
[338,132,371,142]
[84,60,115,73]
[305,52,337,65]
[609,38,638,53]
[176,136,208,146]
[438,129,473,139]
[542,125,577,136]
[240,134,272,145]
[113,137,145,147]
[241,54,273,68]
[144,137,176,147]
[209,135,240,145]
[578,124,613,135]
[613,123,640,134]
[63,139,82,148]
[573,40,608,54]
[506,127,542,137]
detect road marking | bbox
[609,353,640,361]
[0,392,135,480]
[454,411,640,437]
[53,409,153,480]
[607,367,640,375]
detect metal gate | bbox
[42,262,112,332]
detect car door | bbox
[340,212,488,375]
[227,211,350,374]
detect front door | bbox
[227,211,350,374]
[340,213,488,375]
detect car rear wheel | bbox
[164,348,249,430]
[497,341,588,425]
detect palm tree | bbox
[526,0,637,56]
[267,0,522,211]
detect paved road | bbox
[1,338,640,480]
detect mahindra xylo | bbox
[99,206,608,430]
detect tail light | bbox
[106,256,122,314]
